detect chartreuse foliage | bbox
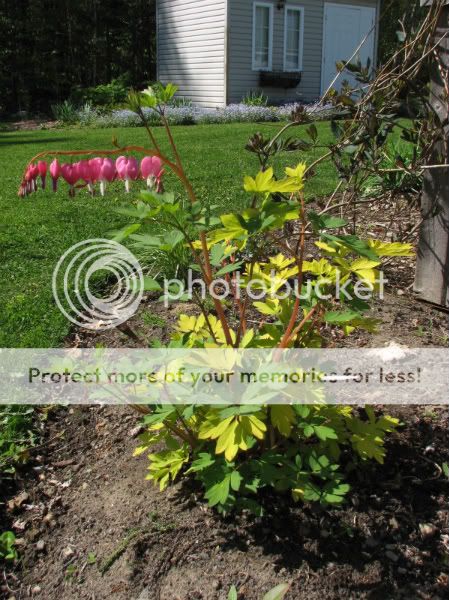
[0,531,17,561]
[110,83,412,514]
[134,404,399,514]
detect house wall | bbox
[157,0,227,107]
[227,0,379,105]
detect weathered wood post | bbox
[414,0,449,309]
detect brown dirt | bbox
[0,120,58,132]
[1,404,448,600]
[63,288,448,351]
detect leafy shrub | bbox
[51,100,79,124]
[77,102,102,126]
[242,91,269,107]
[135,405,400,514]
[169,95,193,108]
[116,84,409,514]
[362,139,422,197]
[130,231,192,282]
[71,77,130,108]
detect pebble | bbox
[129,425,145,438]
[31,586,42,596]
[62,546,75,559]
[389,517,399,530]
[386,550,399,562]
[36,540,45,552]
[419,523,438,539]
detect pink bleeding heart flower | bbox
[77,160,95,195]
[24,167,33,195]
[61,163,79,197]
[98,158,116,196]
[18,182,27,198]
[19,162,42,197]
[78,160,91,182]
[89,158,103,184]
[141,156,164,192]
[50,159,61,192]
[38,161,47,190]
[116,156,138,193]
[27,164,39,193]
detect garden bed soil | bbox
[1,404,448,600]
[0,120,58,132]
[3,291,449,599]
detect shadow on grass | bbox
[0,135,69,147]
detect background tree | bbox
[379,0,426,63]
[0,0,156,116]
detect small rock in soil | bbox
[62,546,75,559]
[129,425,145,438]
[389,517,400,530]
[52,459,75,468]
[386,550,399,562]
[8,491,29,511]
[12,519,27,531]
[35,540,45,552]
[419,523,439,539]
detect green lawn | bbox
[0,122,338,348]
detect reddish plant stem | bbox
[288,304,320,344]
[278,195,306,349]
[236,260,256,345]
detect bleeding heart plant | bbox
[18,82,415,514]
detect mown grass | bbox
[0,121,339,348]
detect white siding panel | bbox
[157,0,226,108]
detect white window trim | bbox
[283,5,305,72]
[252,1,274,71]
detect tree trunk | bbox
[414,3,449,309]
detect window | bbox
[284,6,304,72]
[253,2,273,71]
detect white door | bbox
[321,3,376,95]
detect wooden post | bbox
[414,0,449,308]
